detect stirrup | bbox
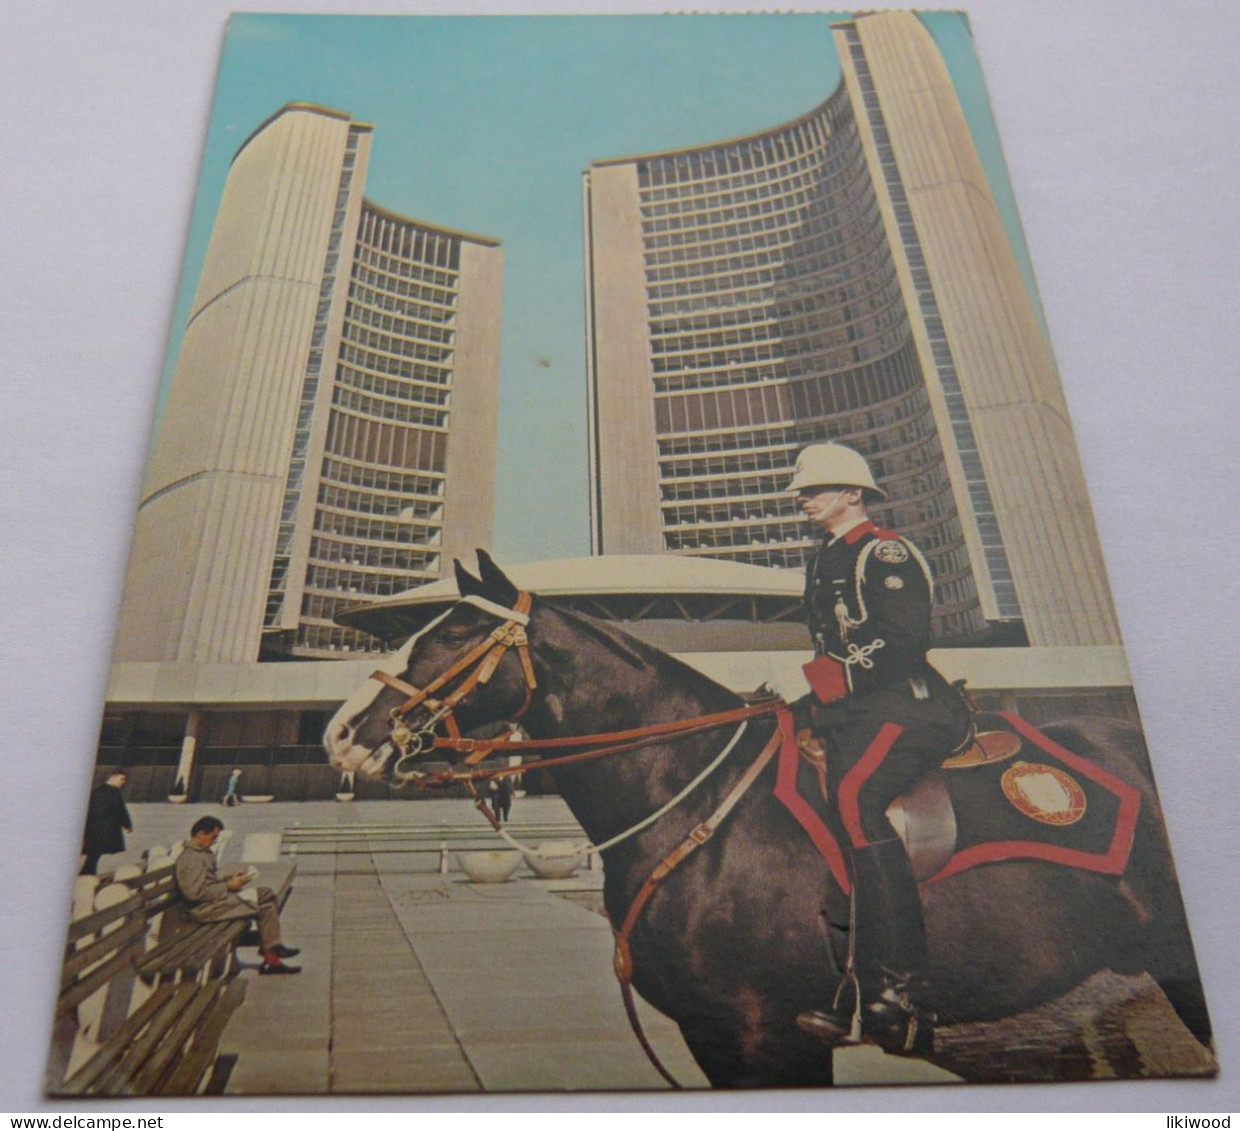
[796,1008,856,1045]
[796,970,861,1046]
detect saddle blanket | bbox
[773,709,1142,894]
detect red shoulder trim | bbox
[871,526,901,541]
[843,520,878,545]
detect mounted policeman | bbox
[767,442,973,1057]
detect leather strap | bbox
[612,724,782,984]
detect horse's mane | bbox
[543,599,741,705]
[543,601,656,671]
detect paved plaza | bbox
[94,798,710,1095]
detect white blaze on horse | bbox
[323,551,1213,1089]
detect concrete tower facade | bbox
[584,12,1117,648]
[114,103,503,663]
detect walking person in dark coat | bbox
[80,769,132,875]
[490,775,515,823]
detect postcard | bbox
[43,9,1217,1098]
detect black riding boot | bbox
[797,837,935,1057]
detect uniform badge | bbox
[883,575,904,590]
[873,540,908,564]
[1000,761,1087,826]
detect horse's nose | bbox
[324,717,354,756]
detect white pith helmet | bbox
[785,443,889,500]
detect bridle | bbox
[368,589,782,788]
[369,592,538,784]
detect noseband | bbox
[369,592,538,783]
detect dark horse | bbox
[325,552,1212,1088]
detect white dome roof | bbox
[335,553,805,639]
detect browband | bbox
[459,594,530,626]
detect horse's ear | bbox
[475,549,520,605]
[454,557,488,599]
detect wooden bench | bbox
[46,858,296,1096]
[135,860,297,983]
[281,820,594,872]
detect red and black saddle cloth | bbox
[772,708,1142,895]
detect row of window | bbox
[643,235,893,288]
[342,323,454,366]
[351,264,457,308]
[357,207,462,271]
[665,521,812,551]
[338,344,452,384]
[354,248,458,292]
[332,386,449,429]
[317,484,443,521]
[637,128,860,216]
[659,422,820,459]
[296,624,388,654]
[642,219,877,272]
[650,322,906,381]
[325,411,447,473]
[636,96,853,192]
[637,133,864,218]
[314,508,441,545]
[648,268,898,341]
[348,280,455,322]
[640,182,877,245]
[707,545,811,571]
[320,458,444,497]
[643,212,879,274]
[309,536,441,573]
[335,365,452,406]
[639,167,873,233]
[663,493,800,525]
[650,291,905,361]
[348,303,456,345]
[305,564,432,597]
[645,183,882,252]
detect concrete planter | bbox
[457,850,521,883]
[523,841,586,879]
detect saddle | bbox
[775,710,1142,891]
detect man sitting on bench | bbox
[175,816,301,975]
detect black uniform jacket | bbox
[801,518,946,706]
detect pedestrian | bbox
[766,443,972,1058]
[222,767,242,807]
[174,816,301,975]
[491,775,514,823]
[80,769,132,876]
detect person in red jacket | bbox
[767,443,971,1057]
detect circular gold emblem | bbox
[1000,761,1087,826]
[873,540,909,564]
[883,575,904,590]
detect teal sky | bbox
[160,12,1043,565]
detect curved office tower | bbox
[584,11,1118,648]
[114,103,502,663]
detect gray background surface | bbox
[2,0,1236,1113]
